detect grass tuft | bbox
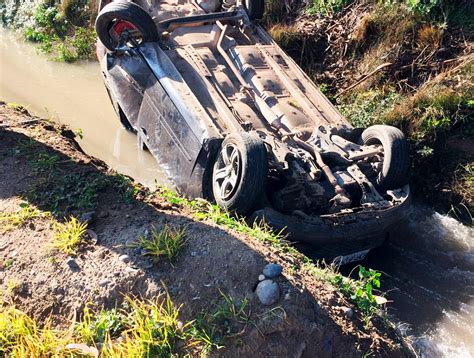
[52,216,88,254]
[0,203,50,233]
[131,225,187,263]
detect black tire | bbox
[361,125,410,190]
[95,1,158,51]
[244,0,264,20]
[212,132,267,214]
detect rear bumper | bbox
[253,186,411,259]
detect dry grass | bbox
[268,24,300,48]
[417,24,441,49]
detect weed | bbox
[76,305,127,344]
[2,259,14,270]
[131,225,187,263]
[52,216,88,254]
[0,203,50,233]
[338,88,403,128]
[0,306,72,356]
[193,291,249,347]
[306,0,352,15]
[100,294,215,356]
[6,103,28,113]
[332,266,383,326]
[5,279,22,297]
[27,172,108,214]
[112,174,142,203]
[74,128,84,139]
[30,153,61,172]
[14,138,37,156]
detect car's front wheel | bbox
[212,132,267,214]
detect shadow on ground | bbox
[0,111,403,355]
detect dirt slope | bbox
[0,103,409,356]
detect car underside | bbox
[96,0,411,261]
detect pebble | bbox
[113,271,121,277]
[79,212,95,224]
[99,279,111,287]
[66,257,79,271]
[258,274,266,281]
[124,267,139,275]
[98,210,109,219]
[255,279,280,305]
[263,263,283,278]
[340,306,353,318]
[119,254,130,264]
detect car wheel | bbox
[361,125,410,190]
[243,0,264,20]
[95,1,158,52]
[212,132,267,214]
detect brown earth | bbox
[0,103,410,356]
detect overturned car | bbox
[95,0,411,262]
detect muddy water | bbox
[0,28,168,188]
[1,28,474,357]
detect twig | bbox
[336,62,393,98]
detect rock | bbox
[66,257,79,271]
[255,280,280,305]
[124,267,139,275]
[263,263,283,278]
[86,229,98,244]
[79,212,95,224]
[340,306,353,318]
[98,210,109,219]
[113,271,120,277]
[119,254,130,264]
[99,279,111,287]
[258,274,266,281]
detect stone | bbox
[119,254,130,264]
[263,263,283,278]
[79,212,95,224]
[258,274,265,281]
[98,210,109,219]
[340,306,353,318]
[99,279,111,287]
[66,257,79,271]
[255,280,280,305]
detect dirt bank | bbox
[0,103,410,356]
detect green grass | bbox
[0,203,51,233]
[52,216,88,254]
[1,293,217,356]
[156,187,387,323]
[6,103,28,114]
[130,225,187,263]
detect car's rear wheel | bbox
[243,0,264,20]
[361,125,410,190]
[212,132,267,214]
[95,1,158,51]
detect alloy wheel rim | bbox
[213,143,242,201]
